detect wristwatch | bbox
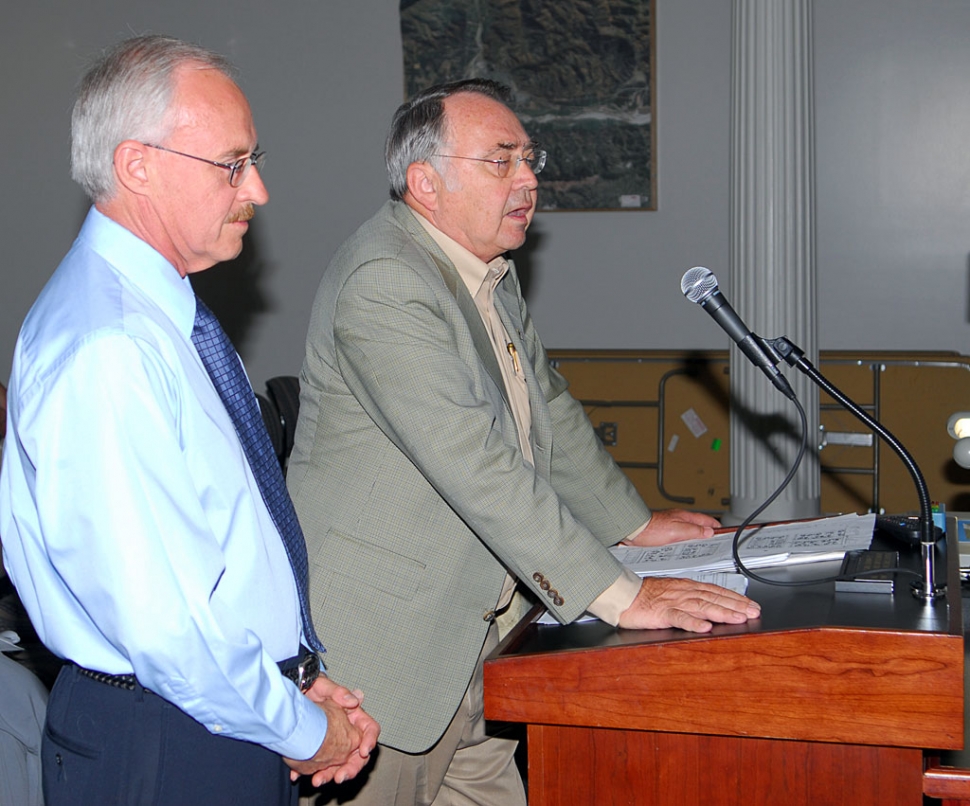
[282,650,321,693]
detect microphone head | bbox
[681,266,719,304]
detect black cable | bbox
[730,391,920,587]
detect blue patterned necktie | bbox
[191,298,324,654]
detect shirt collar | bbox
[81,206,198,336]
[411,209,508,299]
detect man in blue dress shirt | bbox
[0,35,378,805]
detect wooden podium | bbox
[484,538,964,805]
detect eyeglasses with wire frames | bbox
[145,143,266,188]
[431,148,546,179]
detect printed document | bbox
[610,512,875,577]
[536,513,875,625]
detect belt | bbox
[77,667,142,691]
[77,649,321,694]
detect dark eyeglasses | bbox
[145,143,266,188]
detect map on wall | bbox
[400,0,656,211]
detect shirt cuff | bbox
[267,683,332,760]
[585,567,642,626]
[622,518,651,544]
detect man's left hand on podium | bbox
[623,509,720,547]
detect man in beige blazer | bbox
[288,79,761,806]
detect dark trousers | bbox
[43,664,297,806]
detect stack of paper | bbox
[610,512,875,578]
[536,514,876,625]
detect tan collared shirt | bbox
[413,211,642,625]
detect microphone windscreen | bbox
[681,266,718,304]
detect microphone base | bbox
[910,579,947,602]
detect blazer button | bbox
[482,610,496,622]
[532,572,544,584]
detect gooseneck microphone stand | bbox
[765,336,945,602]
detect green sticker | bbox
[711,438,722,451]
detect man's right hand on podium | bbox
[617,577,762,633]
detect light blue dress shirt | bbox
[0,207,329,759]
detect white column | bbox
[729,0,819,522]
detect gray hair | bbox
[71,35,236,203]
[385,78,512,201]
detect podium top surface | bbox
[484,530,965,750]
[501,532,961,658]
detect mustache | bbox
[229,205,255,223]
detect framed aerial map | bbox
[400,0,656,211]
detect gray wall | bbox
[2,1,969,393]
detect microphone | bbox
[680,267,795,399]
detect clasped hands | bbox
[617,509,762,633]
[284,675,381,787]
